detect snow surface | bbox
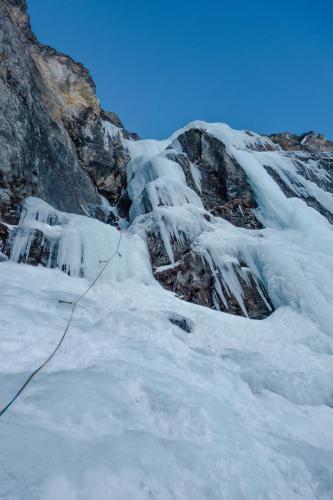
[1,262,333,500]
[1,122,333,499]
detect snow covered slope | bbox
[1,122,333,499]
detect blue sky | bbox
[28,0,332,139]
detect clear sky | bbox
[28,0,332,139]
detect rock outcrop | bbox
[0,0,131,224]
[270,131,333,152]
[170,128,263,229]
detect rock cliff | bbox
[1,0,333,320]
[0,0,131,224]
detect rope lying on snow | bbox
[0,231,122,418]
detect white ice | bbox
[10,197,153,285]
[1,121,333,499]
[125,121,333,325]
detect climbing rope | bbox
[0,231,122,417]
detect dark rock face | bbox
[168,313,194,333]
[0,0,99,215]
[0,0,131,221]
[210,199,263,229]
[0,221,9,258]
[175,131,258,204]
[154,251,214,309]
[74,112,130,206]
[170,129,263,229]
[147,230,215,309]
[148,230,273,319]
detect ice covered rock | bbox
[259,151,333,224]
[8,197,153,284]
[124,126,273,318]
[123,121,333,321]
